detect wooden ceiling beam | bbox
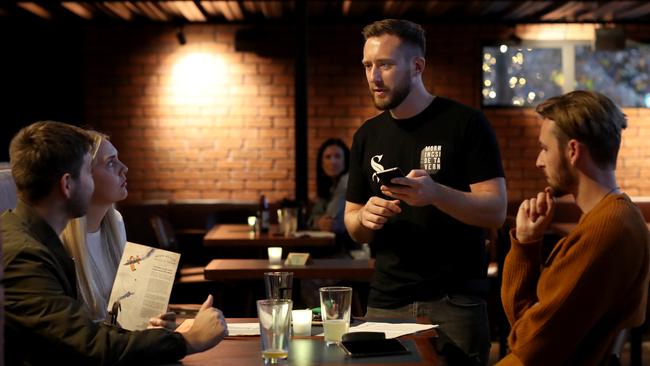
[577,1,637,22]
[425,1,456,17]
[17,2,52,19]
[61,2,93,19]
[342,0,351,16]
[540,1,595,22]
[170,1,206,22]
[616,2,650,20]
[227,1,244,20]
[103,2,133,21]
[134,2,169,21]
[480,1,512,16]
[267,1,283,18]
[504,1,554,20]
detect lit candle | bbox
[247,216,257,232]
[292,309,312,336]
[267,247,282,265]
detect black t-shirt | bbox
[346,97,505,308]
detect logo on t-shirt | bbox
[420,145,441,174]
[370,154,385,183]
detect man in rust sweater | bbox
[498,90,650,365]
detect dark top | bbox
[1,200,187,365]
[346,97,505,308]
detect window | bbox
[575,44,650,107]
[483,42,650,108]
[483,45,563,107]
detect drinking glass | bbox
[257,299,292,363]
[264,272,293,300]
[319,286,352,344]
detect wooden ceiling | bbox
[3,1,650,23]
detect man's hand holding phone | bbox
[380,169,440,207]
[376,167,406,187]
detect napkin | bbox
[317,322,437,339]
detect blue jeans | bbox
[366,294,490,366]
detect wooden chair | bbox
[0,163,17,337]
[604,329,628,366]
[0,165,17,212]
[150,215,207,283]
[486,216,515,360]
[0,164,15,366]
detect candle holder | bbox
[247,216,257,233]
[267,247,282,265]
[291,309,312,336]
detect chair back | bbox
[0,163,9,366]
[0,165,17,212]
[603,329,628,366]
[150,215,178,252]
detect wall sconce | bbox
[176,26,186,46]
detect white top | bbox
[85,211,127,322]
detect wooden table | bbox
[204,224,335,248]
[165,318,444,366]
[204,259,375,281]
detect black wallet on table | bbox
[340,331,410,358]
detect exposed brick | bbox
[245,180,274,190]
[83,23,650,202]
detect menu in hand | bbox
[107,242,180,330]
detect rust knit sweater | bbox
[497,194,650,366]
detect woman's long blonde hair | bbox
[61,132,125,321]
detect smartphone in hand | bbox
[376,167,406,187]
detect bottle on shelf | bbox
[259,194,270,234]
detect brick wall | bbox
[84,23,650,204]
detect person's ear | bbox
[60,173,73,199]
[566,139,581,166]
[413,56,425,76]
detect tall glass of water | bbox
[257,299,292,363]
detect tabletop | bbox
[203,259,375,281]
[164,318,444,366]
[204,224,336,248]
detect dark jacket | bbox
[1,201,187,365]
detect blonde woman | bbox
[63,131,177,328]
[61,131,129,323]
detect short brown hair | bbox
[9,121,94,203]
[536,90,627,169]
[362,19,426,57]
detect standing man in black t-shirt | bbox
[344,19,506,364]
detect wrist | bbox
[182,333,196,354]
[515,231,542,244]
[356,208,364,227]
[429,181,440,206]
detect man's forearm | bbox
[432,179,506,228]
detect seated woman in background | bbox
[308,138,358,256]
[61,131,175,328]
[309,138,349,235]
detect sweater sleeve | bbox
[3,242,187,365]
[500,229,543,327]
[498,217,640,365]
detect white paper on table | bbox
[106,242,180,331]
[317,322,437,339]
[175,320,260,336]
[226,322,261,336]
